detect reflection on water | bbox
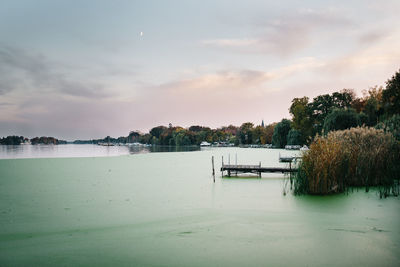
[0,144,201,159]
[147,145,199,153]
[127,145,200,154]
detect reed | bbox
[293,127,400,197]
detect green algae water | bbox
[0,147,399,266]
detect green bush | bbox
[287,129,303,145]
[376,114,400,141]
[322,108,360,133]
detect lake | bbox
[0,144,200,159]
[0,146,399,266]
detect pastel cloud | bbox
[0,45,109,98]
[318,30,400,76]
[156,70,275,97]
[203,8,353,56]
[202,39,259,47]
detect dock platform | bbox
[221,164,297,177]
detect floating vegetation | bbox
[291,127,400,197]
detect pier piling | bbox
[212,156,215,182]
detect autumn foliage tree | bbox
[382,69,400,116]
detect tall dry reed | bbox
[293,127,399,197]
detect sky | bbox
[0,0,399,140]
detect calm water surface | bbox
[0,147,399,266]
[0,144,200,159]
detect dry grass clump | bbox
[293,127,399,197]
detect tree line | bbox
[2,69,399,147]
[292,69,400,196]
[124,69,399,148]
[71,123,276,146]
[284,69,400,146]
[0,136,67,145]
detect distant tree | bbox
[358,112,369,126]
[128,131,141,143]
[287,129,303,145]
[211,132,219,143]
[0,136,24,145]
[173,129,185,146]
[264,123,276,144]
[30,136,59,145]
[364,97,379,126]
[289,97,313,142]
[194,127,212,144]
[272,119,291,148]
[232,136,239,146]
[188,125,206,132]
[351,97,366,113]
[217,125,237,144]
[116,136,128,144]
[171,128,196,146]
[376,114,400,141]
[149,126,167,139]
[168,138,175,146]
[151,136,158,145]
[160,128,174,145]
[139,134,152,144]
[365,86,383,103]
[332,89,355,109]
[238,122,254,144]
[309,94,333,134]
[382,69,400,116]
[223,125,238,135]
[305,89,357,135]
[253,125,267,144]
[351,86,382,115]
[323,109,360,133]
[182,136,191,146]
[354,86,384,126]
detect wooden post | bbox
[221,156,224,177]
[235,153,237,176]
[212,156,215,182]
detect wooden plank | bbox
[220,165,297,173]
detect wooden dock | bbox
[210,154,300,181]
[221,164,297,177]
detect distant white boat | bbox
[300,145,309,151]
[200,141,211,147]
[285,145,301,150]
